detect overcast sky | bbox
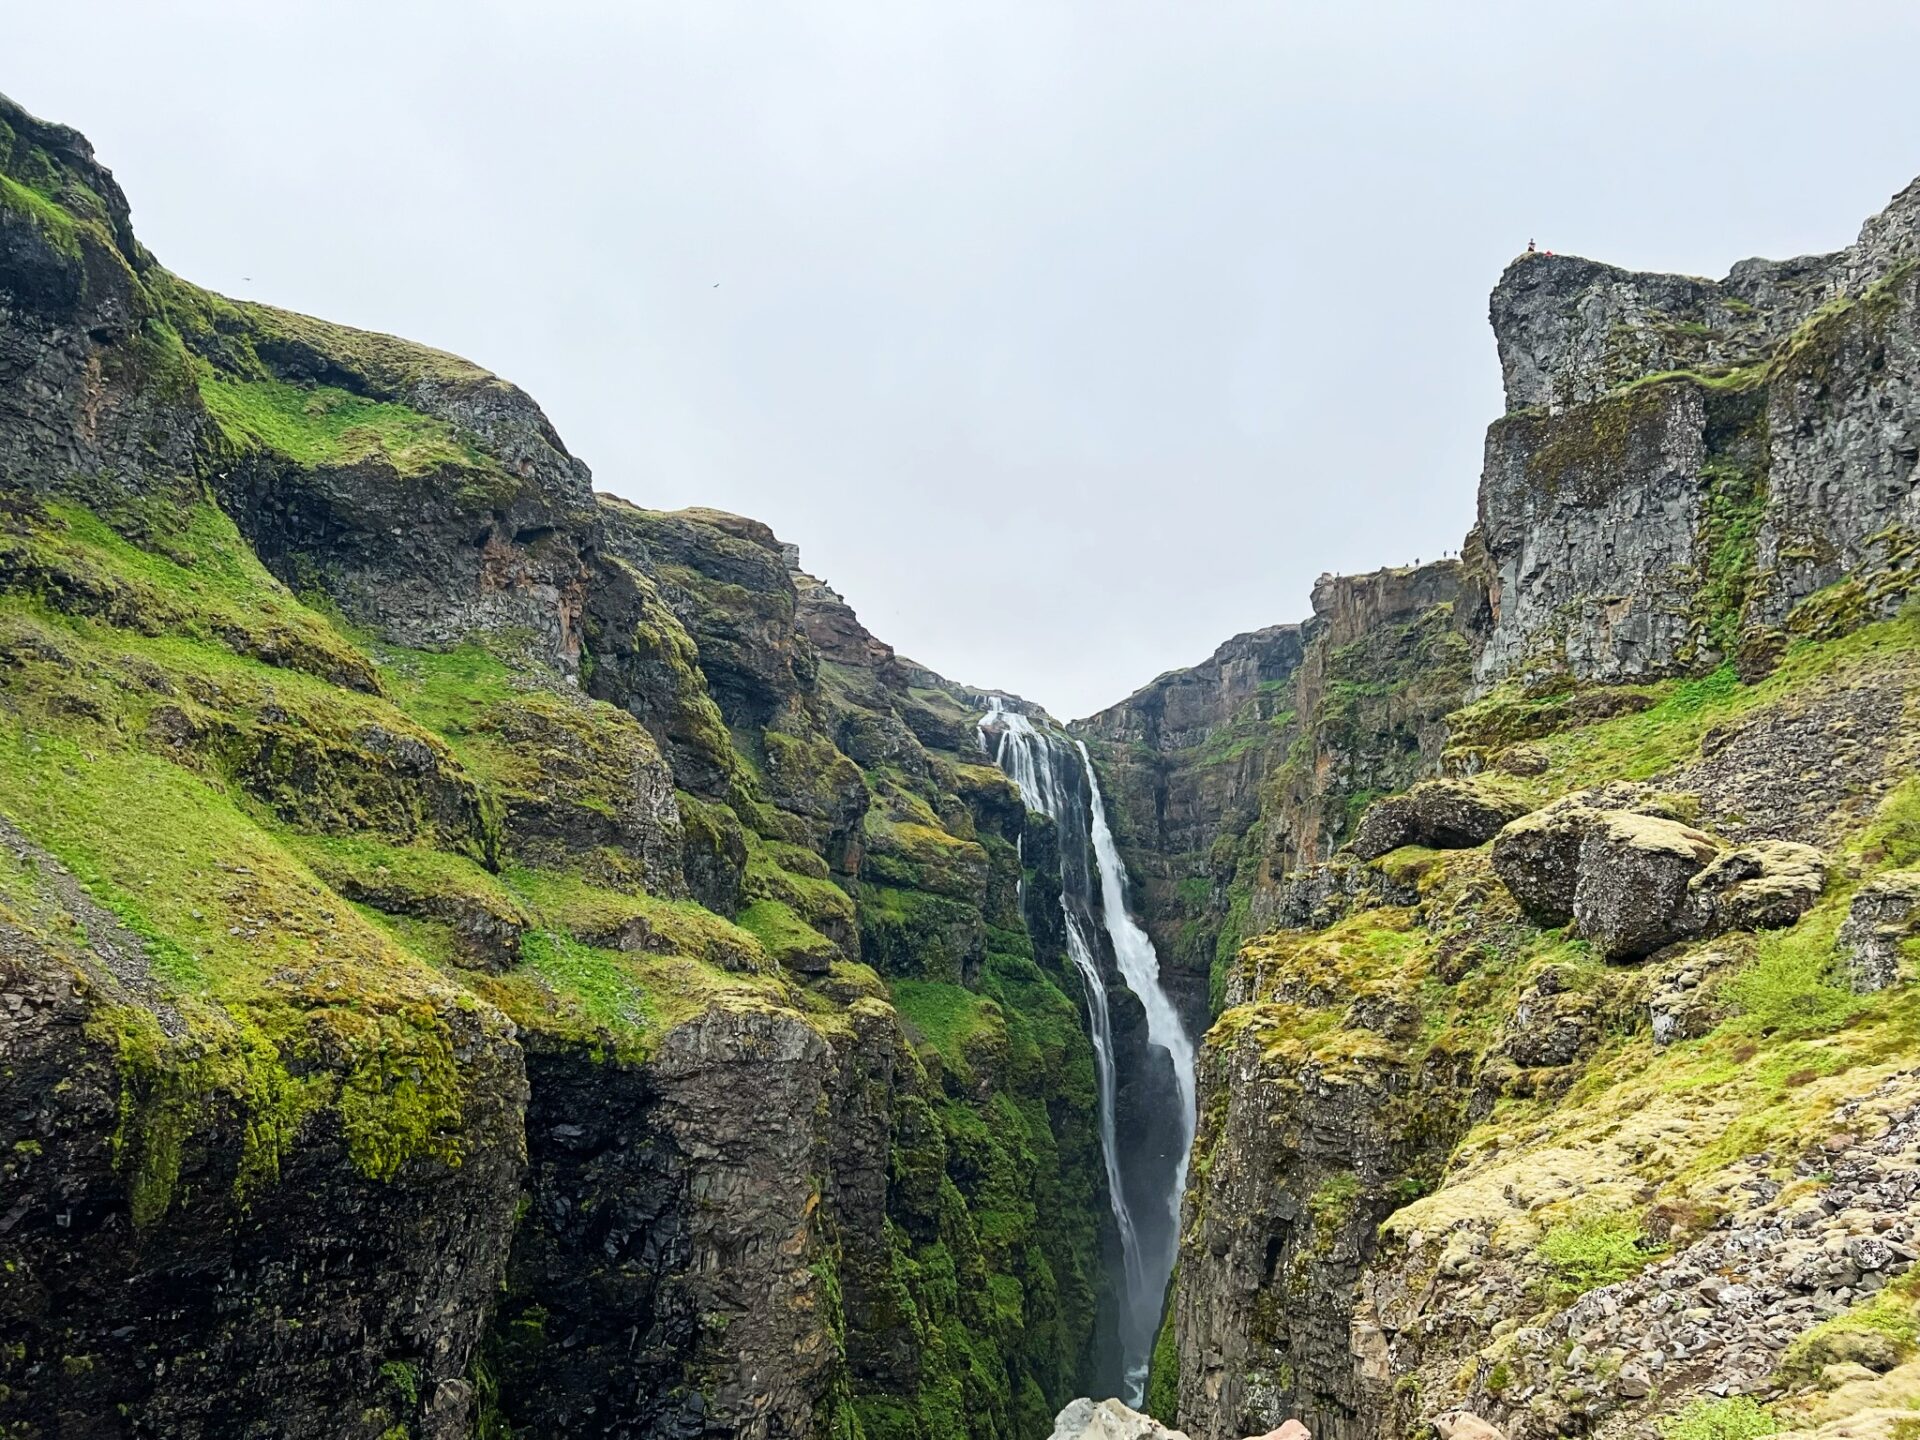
[15,3,1920,718]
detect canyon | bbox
[3,86,1920,1440]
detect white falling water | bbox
[978,702,1147,1311]
[1080,739,1198,1318]
[978,698,1196,1405]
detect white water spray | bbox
[978,698,1196,1404]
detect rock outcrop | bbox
[1160,172,1920,1440]
[1473,179,1920,692]
[1839,871,1920,992]
[1350,780,1530,862]
[0,90,1109,1440]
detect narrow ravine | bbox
[979,698,1197,1404]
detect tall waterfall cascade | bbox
[977,698,1197,1404]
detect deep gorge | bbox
[5,84,1920,1440]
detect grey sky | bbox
[16,2,1920,718]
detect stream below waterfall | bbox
[978,698,1197,1405]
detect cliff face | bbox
[1079,562,1474,1022]
[1475,181,1920,690]
[1158,175,1920,1440]
[1074,626,1307,1029]
[0,93,1108,1440]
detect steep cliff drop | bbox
[981,698,1197,1404]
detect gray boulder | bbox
[1839,871,1920,992]
[1571,810,1721,959]
[1680,841,1828,936]
[1048,1399,1190,1440]
[1490,802,1602,927]
[1492,802,1723,958]
[1351,779,1532,861]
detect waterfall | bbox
[978,698,1195,1405]
[1080,737,1197,1307]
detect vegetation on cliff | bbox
[0,91,1110,1440]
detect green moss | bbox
[1852,777,1920,870]
[1721,906,1864,1039]
[0,719,489,1195]
[1307,1172,1362,1249]
[150,268,493,393]
[198,373,494,482]
[736,897,838,969]
[1,498,380,691]
[0,171,87,258]
[504,866,766,972]
[1522,384,1679,504]
[1697,455,1768,656]
[892,981,1007,1082]
[517,930,651,1045]
[1536,1209,1664,1298]
[1659,1397,1779,1440]
[858,883,979,983]
[1779,1276,1919,1382]
[379,1360,421,1407]
[286,831,527,962]
[1143,1281,1180,1424]
[743,831,855,936]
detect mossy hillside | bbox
[1188,588,1920,1426]
[1,106,1122,1427]
[0,168,93,260]
[0,711,504,1214]
[287,831,529,965]
[0,604,496,871]
[0,495,379,692]
[0,111,123,246]
[862,811,991,901]
[366,636,694,890]
[147,269,517,487]
[743,830,856,945]
[152,269,495,394]
[843,948,1104,1438]
[1450,604,1920,797]
[385,522,1105,1425]
[1277,735,1920,1439]
[584,544,743,796]
[892,981,1011,1088]
[1193,864,1915,1438]
[0,499,791,1218]
[828,756,1104,1436]
[1779,1273,1920,1383]
[197,372,498,485]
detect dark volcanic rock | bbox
[1350,779,1530,861]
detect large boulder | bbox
[1048,1399,1190,1440]
[1490,802,1601,927]
[1351,779,1531,860]
[1492,802,1722,958]
[1570,810,1721,959]
[1680,841,1828,936]
[1839,871,1920,992]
